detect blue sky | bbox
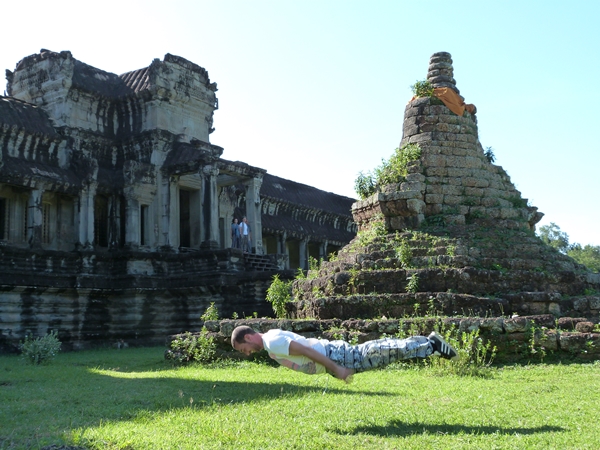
[2,1,598,246]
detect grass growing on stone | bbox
[1,347,600,449]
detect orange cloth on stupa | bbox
[433,87,476,116]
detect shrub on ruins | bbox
[201,302,219,321]
[266,274,293,318]
[410,79,434,98]
[20,330,61,365]
[394,320,496,377]
[165,329,217,364]
[354,143,422,199]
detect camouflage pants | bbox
[325,337,433,372]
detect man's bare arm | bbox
[288,341,354,382]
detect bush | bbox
[354,144,422,199]
[428,327,497,377]
[20,330,61,365]
[165,329,217,364]
[201,302,219,321]
[266,274,293,318]
[410,79,434,98]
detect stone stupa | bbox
[290,52,600,322]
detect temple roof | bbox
[261,173,355,217]
[72,60,134,98]
[0,96,59,136]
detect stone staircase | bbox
[290,224,600,320]
[244,253,281,271]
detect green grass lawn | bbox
[1,347,599,449]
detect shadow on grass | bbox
[1,349,396,448]
[330,420,565,437]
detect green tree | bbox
[538,222,570,253]
[568,244,600,273]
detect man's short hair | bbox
[231,325,257,346]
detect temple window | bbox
[0,198,8,240]
[140,204,149,246]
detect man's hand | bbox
[333,365,355,383]
[289,341,356,382]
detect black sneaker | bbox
[428,332,458,361]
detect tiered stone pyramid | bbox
[290,52,600,321]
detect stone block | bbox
[425,184,443,194]
[464,187,484,197]
[426,167,447,177]
[447,167,470,177]
[423,154,447,167]
[589,296,600,309]
[532,329,558,351]
[481,197,498,207]
[504,316,530,333]
[407,198,425,214]
[399,181,425,192]
[459,318,481,332]
[462,177,481,188]
[468,205,485,215]
[445,155,466,168]
[548,302,561,316]
[445,214,465,225]
[458,205,469,215]
[406,173,425,182]
[425,203,442,215]
[464,156,482,169]
[576,322,594,333]
[559,332,588,353]
[479,317,504,334]
[443,195,462,205]
[451,148,468,156]
[499,208,518,219]
[425,194,443,204]
[573,297,589,312]
[441,185,463,196]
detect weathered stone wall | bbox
[0,246,293,352]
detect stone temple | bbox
[291,52,600,323]
[0,50,356,350]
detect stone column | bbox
[158,174,178,250]
[200,165,220,249]
[244,175,263,254]
[76,183,96,249]
[108,195,120,249]
[27,187,44,248]
[299,238,308,270]
[320,240,329,261]
[278,231,287,255]
[124,194,140,248]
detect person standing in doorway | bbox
[239,216,252,253]
[231,218,241,249]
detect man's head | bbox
[242,216,247,223]
[231,325,263,355]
